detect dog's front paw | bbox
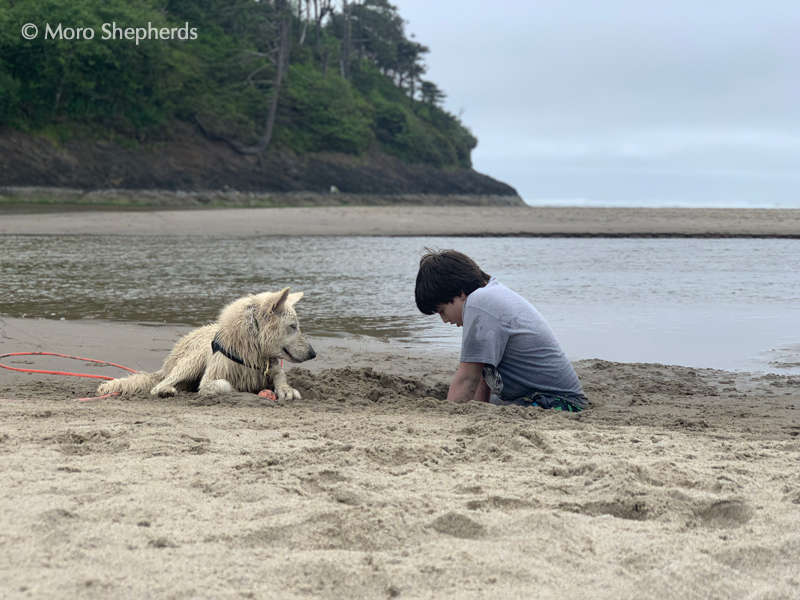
[151,384,177,397]
[276,385,302,401]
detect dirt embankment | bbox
[0,187,524,209]
[0,122,520,199]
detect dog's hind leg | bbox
[197,354,268,396]
[197,354,241,396]
[98,370,163,396]
[149,327,215,397]
[150,355,208,397]
[151,375,188,398]
[198,378,237,396]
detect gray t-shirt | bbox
[460,278,586,407]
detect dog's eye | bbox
[289,323,298,330]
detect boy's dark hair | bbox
[415,249,491,315]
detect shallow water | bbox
[2,235,799,374]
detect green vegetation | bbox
[0,0,476,168]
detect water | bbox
[2,235,799,374]
[523,197,800,209]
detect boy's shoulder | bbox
[466,278,535,319]
[466,279,517,309]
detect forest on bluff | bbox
[0,0,477,169]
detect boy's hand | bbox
[447,362,485,404]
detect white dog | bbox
[97,288,315,398]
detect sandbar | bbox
[0,205,798,237]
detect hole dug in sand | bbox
[288,367,449,407]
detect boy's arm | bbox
[473,377,490,403]
[448,362,485,404]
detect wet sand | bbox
[1,316,799,599]
[0,205,799,237]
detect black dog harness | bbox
[210,305,282,376]
[211,333,265,373]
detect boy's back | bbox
[415,248,586,410]
[461,278,587,407]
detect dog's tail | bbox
[97,370,163,396]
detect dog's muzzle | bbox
[283,345,316,362]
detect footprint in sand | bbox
[695,500,754,529]
[431,512,486,539]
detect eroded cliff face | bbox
[0,122,519,198]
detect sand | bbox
[0,204,799,237]
[1,206,799,599]
[1,316,799,600]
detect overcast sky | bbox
[394,0,799,206]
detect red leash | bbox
[0,352,137,402]
[0,351,136,380]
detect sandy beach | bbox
[1,204,799,237]
[1,316,799,599]
[1,206,799,599]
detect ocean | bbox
[522,198,800,209]
[2,234,798,374]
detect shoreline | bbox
[1,204,799,237]
[2,315,796,397]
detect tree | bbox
[195,0,292,154]
[312,0,335,76]
[419,80,445,107]
[332,0,427,98]
[395,38,427,103]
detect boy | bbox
[415,249,587,411]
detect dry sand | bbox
[1,316,799,600]
[0,205,799,237]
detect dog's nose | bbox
[307,346,316,360]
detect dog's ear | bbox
[285,292,304,309]
[265,287,292,314]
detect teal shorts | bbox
[490,393,585,412]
